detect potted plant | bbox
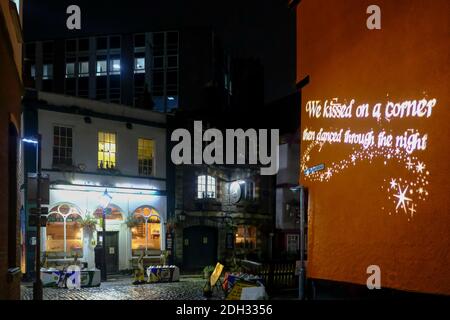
[80,214,98,234]
[126,215,141,228]
[203,265,215,279]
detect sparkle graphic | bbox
[301,136,430,220]
[406,158,414,170]
[389,178,397,189]
[416,162,425,173]
[394,184,412,214]
[409,203,416,217]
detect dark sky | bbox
[23,0,296,103]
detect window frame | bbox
[137,138,155,176]
[98,131,117,170]
[45,204,84,259]
[43,64,53,80]
[197,175,216,199]
[52,125,73,166]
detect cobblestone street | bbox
[21,276,219,300]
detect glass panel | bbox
[134,57,145,73]
[110,59,121,75]
[147,220,161,250]
[43,64,53,80]
[65,63,75,78]
[66,214,83,258]
[235,226,257,249]
[79,61,89,77]
[46,213,64,254]
[96,60,107,76]
[138,138,154,176]
[131,215,146,256]
[98,131,116,169]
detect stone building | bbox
[173,164,275,271]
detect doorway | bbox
[183,226,218,271]
[98,231,119,274]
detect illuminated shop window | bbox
[96,60,107,76]
[134,57,145,74]
[46,204,83,258]
[78,61,89,77]
[98,132,116,169]
[197,175,216,199]
[131,206,161,256]
[43,64,53,80]
[65,63,75,78]
[235,226,257,249]
[138,138,154,176]
[53,126,73,166]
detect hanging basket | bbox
[80,214,98,234]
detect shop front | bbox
[41,183,167,272]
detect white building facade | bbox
[23,91,169,273]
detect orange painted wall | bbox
[297,0,450,295]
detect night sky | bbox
[23,0,296,103]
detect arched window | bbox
[93,204,124,221]
[131,206,161,256]
[46,203,83,258]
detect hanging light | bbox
[99,189,112,209]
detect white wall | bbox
[38,109,166,179]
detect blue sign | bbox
[304,164,325,176]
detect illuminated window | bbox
[197,175,216,199]
[53,126,72,166]
[46,204,83,258]
[43,64,53,80]
[31,65,36,79]
[79,61,89,77]
[138,138,154,176]
[96,60,107,76]
[235,226,257,249]
[110,58,121,75]
[65,63,75,78]
[131,206,161,256]
[134,57,145,74]
[98,132,116,169]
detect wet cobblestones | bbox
[21,277,217,300]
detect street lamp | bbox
[99,189,112,281]
[22,135,42,300]
[290,185,306,300]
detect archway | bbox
[130,206,161,256]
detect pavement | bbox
[21,275,226,300]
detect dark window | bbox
[43,41,54,56]
[25,42,36,59]
[53,126,73,166]
[110,36,121,49]
[97,37,107,50]
[134,34,145,48]
[66,39,76,52]
[167,31,178,45]
[78,38,89,51]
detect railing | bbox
[241,260,297,292]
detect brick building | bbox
[0,0,22,300]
